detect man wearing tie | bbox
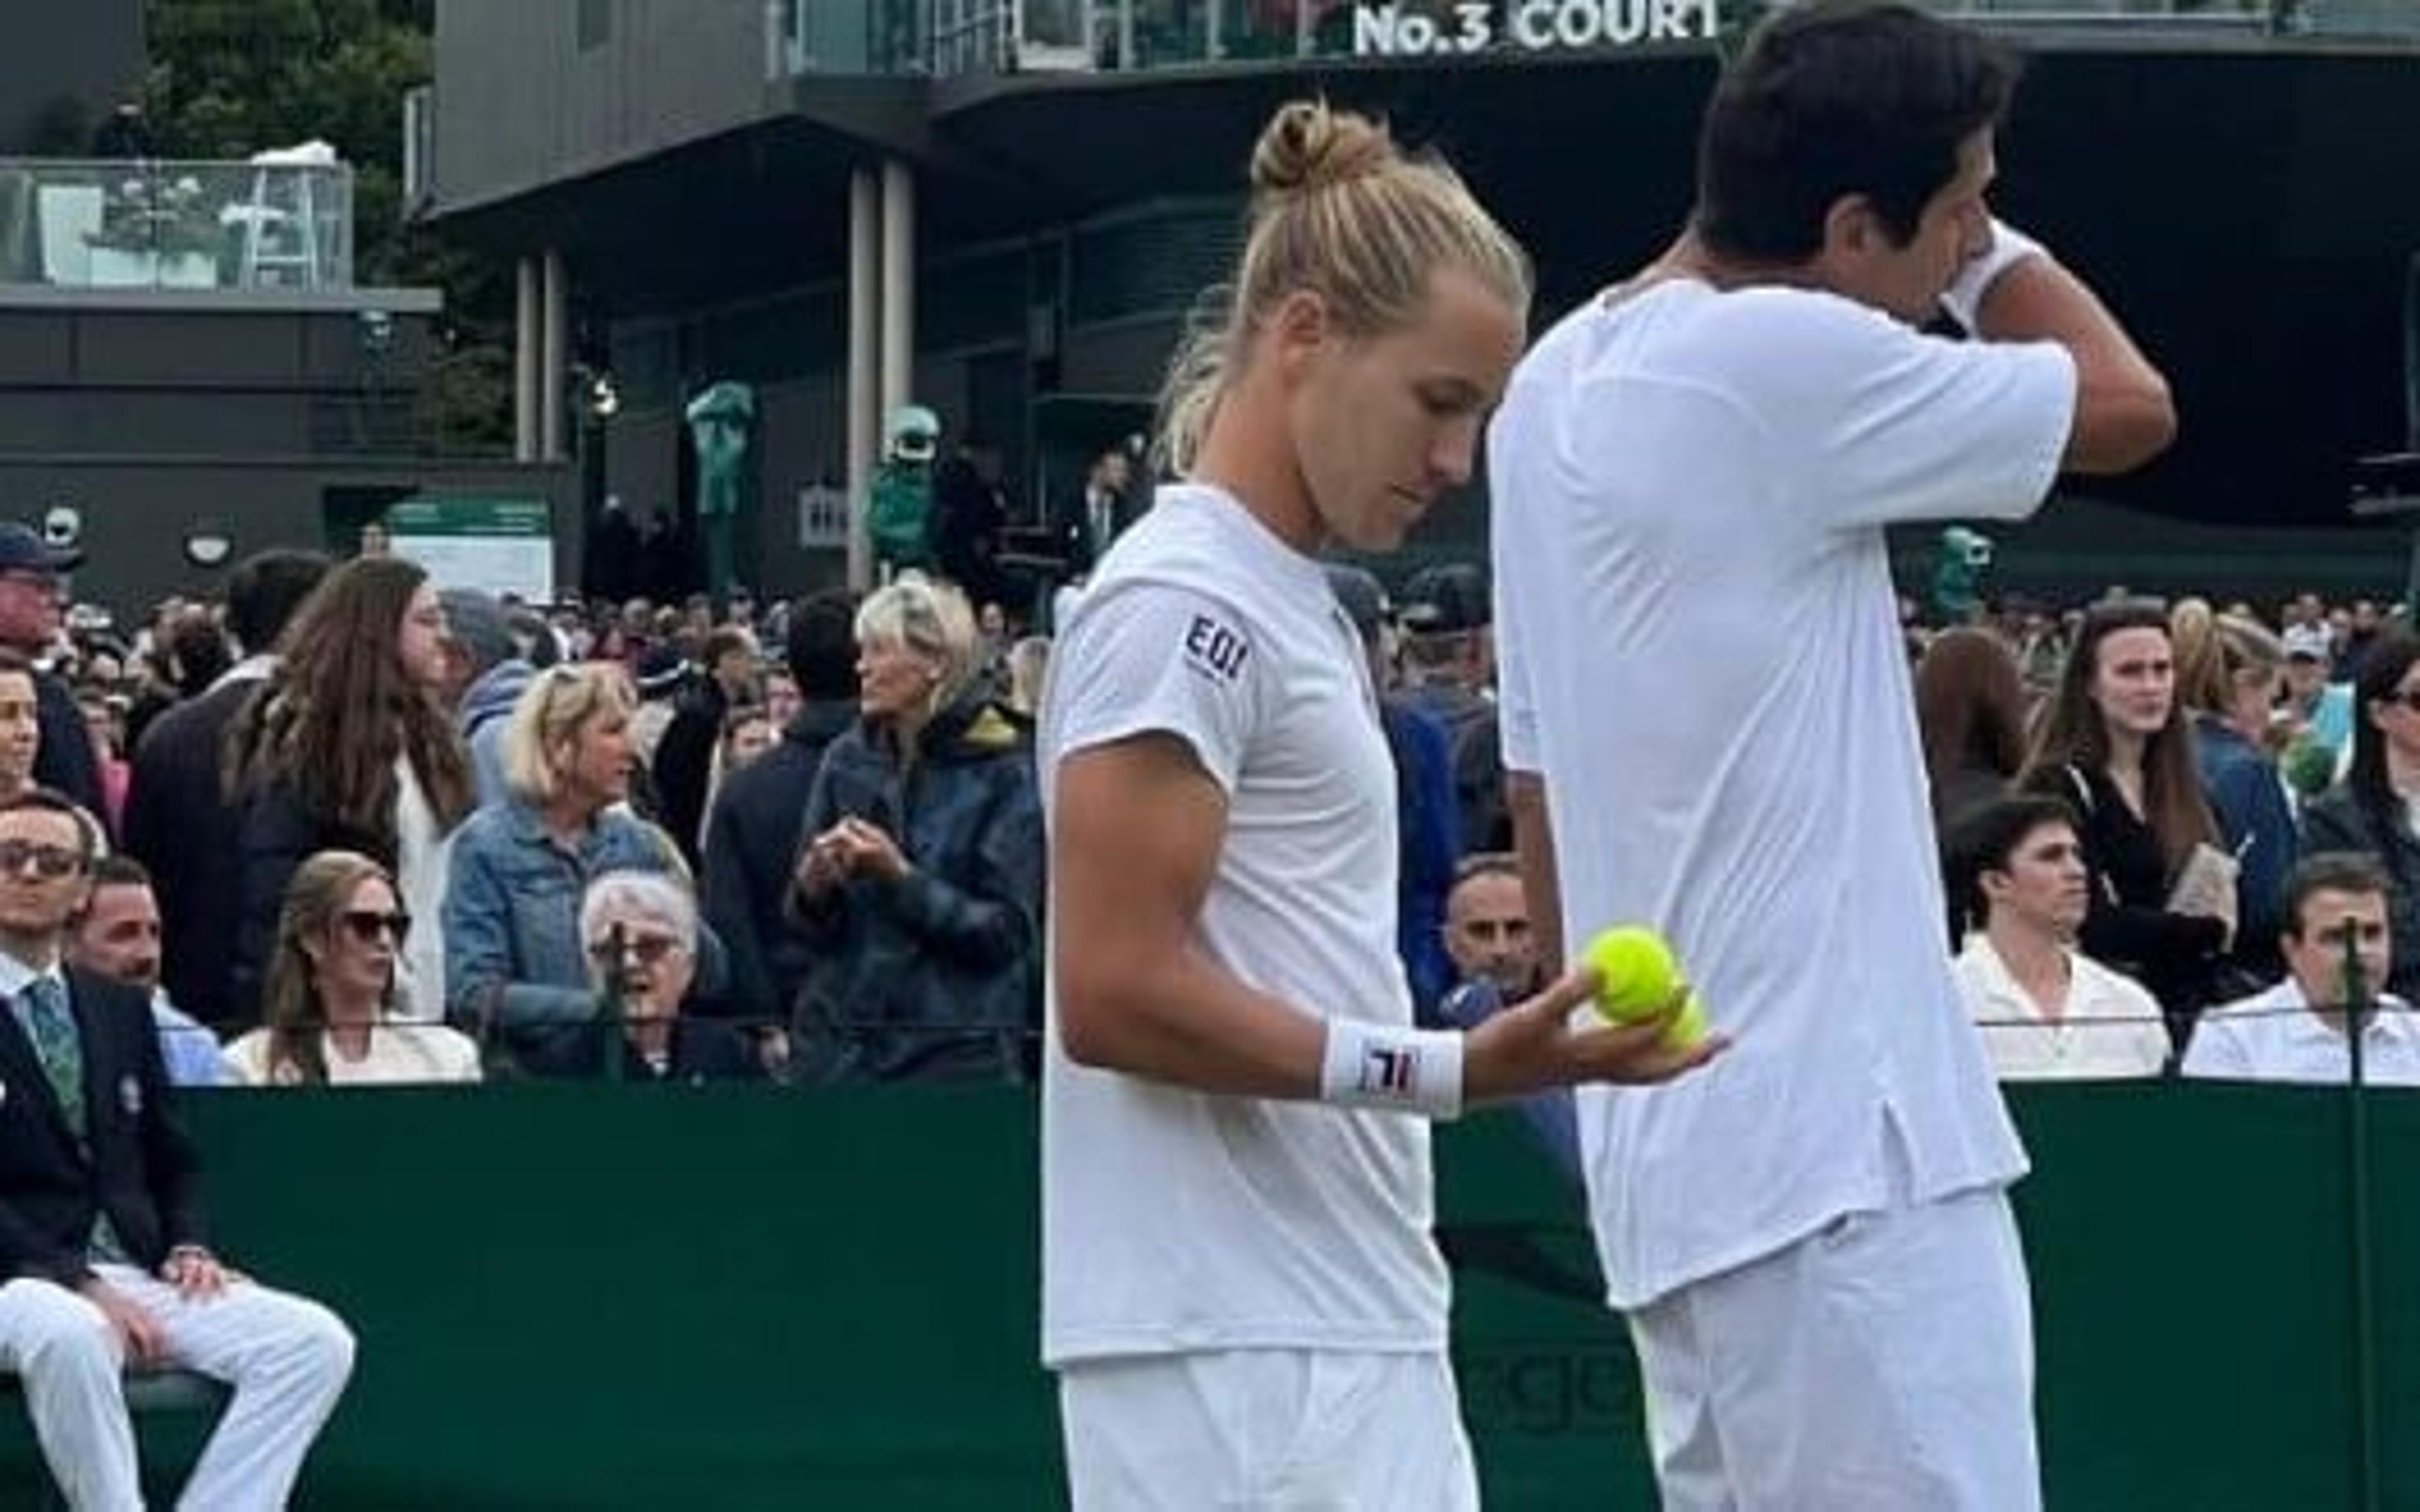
[0,789,355,1509]
[1061,446,1137,581]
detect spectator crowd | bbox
[1,490,2414,1104]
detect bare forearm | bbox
[1057,947,1328,1099]
[1974,254,2175,476]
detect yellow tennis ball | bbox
[1583,927,1679,1024]
[1663,990,1711,1052]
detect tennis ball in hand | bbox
[1582,926,1709,1051]
[1584,927,1678,1022]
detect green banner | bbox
[1,1082,2413,1508]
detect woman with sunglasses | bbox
[225,849,481,1085]
[442,661,705,1073]
[562,869,756,1082]
[2020,599,2232,1051]
[2298,630,2420,1002]
[224,557,475,1027]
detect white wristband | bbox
[1319,1019,1465,1120]
[1939,218,2049,335]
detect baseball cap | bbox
[1397,563,1490,634]
[2283,623,2333,663]
[0,520,81,575]
[1322,564,1391,643]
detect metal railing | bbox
[0,157,354,294]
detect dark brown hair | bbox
[1914,627,2029,798]
[2022,598,2217,879]
[224,556,474,843]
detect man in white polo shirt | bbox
[2182,852,2420,1085]
[1039,101,1717,1511]
[1948,794,2170,1080]
[1488,4,2175,1506]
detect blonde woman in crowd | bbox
[226,849,481,1085]
[788,572,1040,1084]
[2170,598,2295,981]
[444,661,703,1074]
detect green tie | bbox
[21,977,81,1137]
[20,977,131,1264]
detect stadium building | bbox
[420,1,2420,605]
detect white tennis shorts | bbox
[1059,1347,1480,1511]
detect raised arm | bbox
[1969,242,2175,476]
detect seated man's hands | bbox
[78,1276,167,1365]
[162,1244,229,1301]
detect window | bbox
[576,0,611,51]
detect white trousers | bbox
[1627,1186,2040,1512]
[0,1264,355,1511]
[1059,1349,1478,1511]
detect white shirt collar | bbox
[0,948,66,1004]
[2262,978,2417,1046]
[204,653,280,696]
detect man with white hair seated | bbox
[574,869,758,1084]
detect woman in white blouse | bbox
[227,849,481,1086]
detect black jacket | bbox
[2300,783,2420,1004]
[0,968,206,1287]
[231,782,392,1029]
[788,692,1043,1083]
[650,676,730,870]
[700,699,858,1024]
[122,672,262,1029]
[33,668,105,832]
[525,1016,763,1084]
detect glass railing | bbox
[857,0,2407,76]
[0,157,354,294]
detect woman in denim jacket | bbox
[788,574,1042,1083]
[443,662,695,1072]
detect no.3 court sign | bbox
[1352,0,1720,56]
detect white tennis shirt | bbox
[1038,483,1448,1367]
[1490,280,2077,1307]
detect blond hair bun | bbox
[1249,100,1397,205]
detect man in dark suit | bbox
[701,590,860,1024]
[121,548,330,1031]
[0,788,354,1508]
[1056,445,1138,582]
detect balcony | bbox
[0,156,354,295]
[785,0,2411,77]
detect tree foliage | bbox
[143,0,510,450]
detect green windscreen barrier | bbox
[2,1080,2414,1508]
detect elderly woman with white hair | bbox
[788,573,1043,1082]
[564,869,758,1081]
[442,662,705,1072]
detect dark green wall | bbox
[4,1080,2414,1508]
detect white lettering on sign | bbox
[1356,0,1717,55]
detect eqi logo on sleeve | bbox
[1182,614,1251,684]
